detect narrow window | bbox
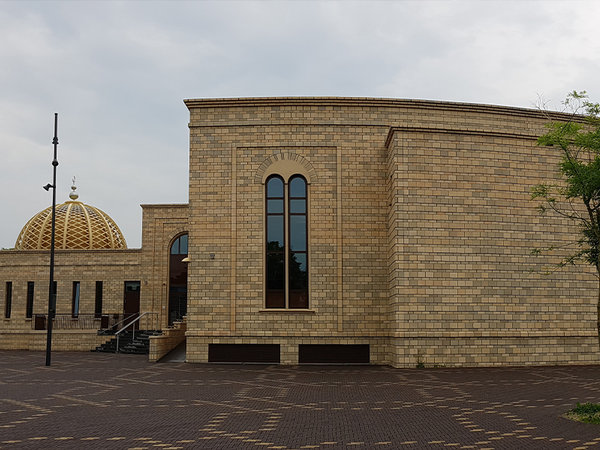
[265,175,309,309]
[94,281,103,318]
[288,176,308,308]
[169,234,189,325]
[72,281,80,318]
[266,176,285,308]
[26,281,34,318]
[5,282,12,319]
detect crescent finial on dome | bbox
[69,176,79,200]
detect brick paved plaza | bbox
[1,351,599,449]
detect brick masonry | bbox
[184,98,599,367]
[0,205,187,351]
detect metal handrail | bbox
[32,313,111,330]
[115,312,159,353]
[108,314,134,333]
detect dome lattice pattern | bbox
[15,200,127,250]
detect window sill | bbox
[259,308,315,314]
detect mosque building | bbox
[1,97,598,367]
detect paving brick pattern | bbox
[1,351,599,449]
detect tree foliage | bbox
[532,91,600,347]
[532,91,600,268]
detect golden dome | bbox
[15,189,127,250]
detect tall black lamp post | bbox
[44,113,59,366]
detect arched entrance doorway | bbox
[168,233,188,325]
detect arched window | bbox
[265,175,308,308]
[171,233,188,255]
[169,233,188,324]
[288,176,308,308]
[266,176,285,308]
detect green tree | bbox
[532,91,600,347]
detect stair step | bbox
[92,329,162,354]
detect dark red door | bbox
[123,281,140,329]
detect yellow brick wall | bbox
[0,204,189,351]
[140,204,189,329]
[148,319,186,362]
[1,329,113,352]
[185,121,391,363]
[387,128,598,366]
[0,249,143,350]
[185,97,599,367]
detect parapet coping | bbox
[140,203,189,209]
[0,248,142,255]
[183,96,576,121]
[384,126,540,148]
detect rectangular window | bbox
[5,282,12,318]
[72,281,80,318]
[94,281,103,318]
[26,281,34,318]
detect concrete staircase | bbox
[92,330,162,354]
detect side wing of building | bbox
[184,97,598,367]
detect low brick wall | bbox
[149,320,187,362]
[0,329,110,352]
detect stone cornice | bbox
[184,96,576,121]
[140,203,189,209]
[385,126,541,149]
[0,248,142,256]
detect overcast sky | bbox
[1,0,598,249]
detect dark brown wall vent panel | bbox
[298,344,370,364]
[208,344,280,363]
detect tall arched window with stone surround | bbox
[265,174,309,309]
[266,176,286,308]
[169,233,188,324]
[288,175,308,308]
